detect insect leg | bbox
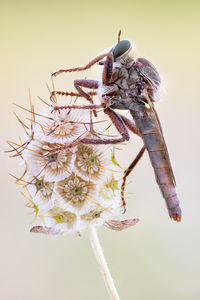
[121,146,146,212]
[73,79,99,118]
[74,79,98,103]
[51,79,99,119]
[116,115,146,212]
[119,114,141,137]
[52,53,110,77]
[102,52,114,84]
[75,107,130,145]
[53,103,105,111]
[50,90,96,101]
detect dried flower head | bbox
[100,173,120,200]
[23,140,76,181]
[74,144,112,182]
[34,108,90,144]
[26,175,54,210]
[8,91,138,236]
[54,173,97,209]
[40,206,77,233]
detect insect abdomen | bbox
[130,104,182,221]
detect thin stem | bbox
[88,226,120,300]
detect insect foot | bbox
[170,208,182,222]
[51,71,58,77]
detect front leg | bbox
[52,53,110,77]
[102,52,114,84]
[74,79,98,103]
[73,79,99,118]
[102,52,120,86]
[52,80,99,118]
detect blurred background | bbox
[1,0,200,299]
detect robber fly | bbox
[51,32,181,222]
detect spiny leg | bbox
[119,114,141,137]
[117,114,146,211]
[53,103,105,111]
[50,90,96,101]
[52,52,110,77]
[52,47,114,86]
[51,79,99,119]
[121,146,146,212]
[50,89,98,119]
[77,107,130,145]
[102,52,114,84]
[53,79,99,116]
[73,79,99,117]
[73,79,98,102]
[52,47,115,108]
[51,82,98,103]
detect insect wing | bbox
[136,57,161,91]
[152,104,176,186]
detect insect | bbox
[51,31,182,222]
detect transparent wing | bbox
[136,57,161,92]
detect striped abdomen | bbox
[130,104,181,222]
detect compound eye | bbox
[113,40,131,59]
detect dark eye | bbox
[113,40,131,59]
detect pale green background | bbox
[1,0,200,299]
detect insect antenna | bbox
[118,30,121,43]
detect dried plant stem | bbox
[88,226,120,300]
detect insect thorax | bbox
[100,60,157,110]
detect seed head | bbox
[74,144,112,182]
[23,140,76,181]
[9,93,137,235]
[34,108,90,144]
